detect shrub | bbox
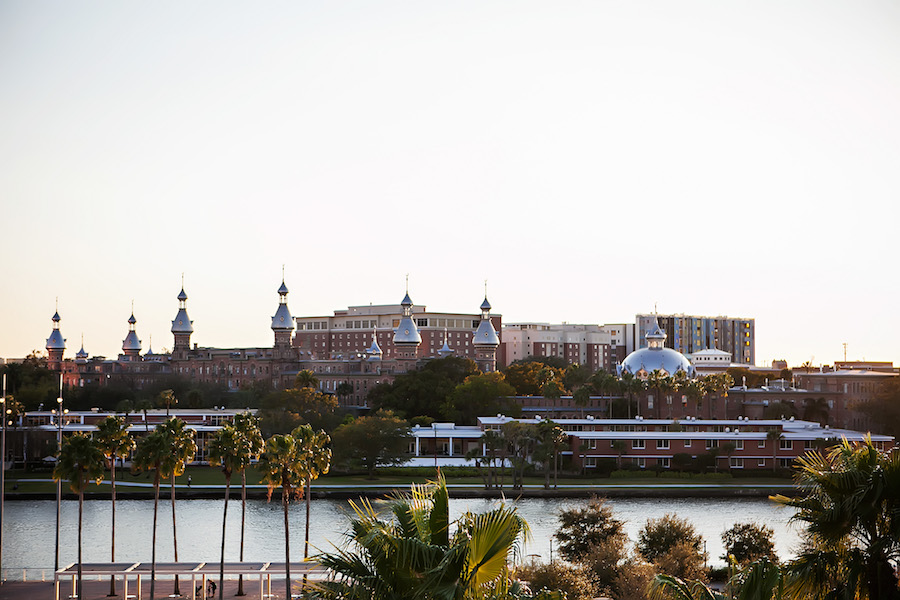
[721,521,777,565]
[515,561,598,600]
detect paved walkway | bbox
[0,576,311,600]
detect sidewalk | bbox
[0,577,310,600]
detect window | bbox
[730,458,744,469]
[684,439,692,448]
[706,439,718,449]
[735,440,744,450]
[632,439,645,449]
[587,440,597,450]
[657,439,670,450]
[634,457,646,468]
[659,457,670,469]
[780,458,793,468]
[780,439,792,450]
[758,440,766,449]
[585,457,597,467]
[758,459,767,467]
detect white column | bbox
[415,436,420,456]
[448,437,454,456]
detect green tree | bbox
[535,421,567,489]
[291,425,332,570]
[53,433,105,600]
[331,410,410,477]
[207,424,244,600]
[259,386,341,434]
[502,421,539,490]
[772,437,900,599]
[335,381,353,403]
[93,415,135,596]
[504,361,560,396]
[369,357,479,420]
[556,496,627,593]
[159,417,197,596]
[647,369,667,419]
[573,386,591,418]
[132,428,170,600]
[232,412,264,595]
[801,397,829,425]
[444,371,518,424]
[516,561,599,600]
[637,514,706,580]
[258,431,305,600]
[156,389,177,416]
[564,363,592,391]
[294,369,319,390]
[721,522,777,566]
[611,440,627,469]
[858,378,900,436]
[310,474,529,600]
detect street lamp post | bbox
[54,376,64,574]
[1,373,6,584]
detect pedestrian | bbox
[208,579,216,597]
[188,475,192,488]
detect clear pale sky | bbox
[2,2,898,368]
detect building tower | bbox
[366,327,383,361]
[472,295,500,372]
[75,335,88,363]
[392,289,422,373]
[271,279,295,357]
[171,287,193,360]
[45,309,66,371]
[438,328,454,359]
[122,312,142,360]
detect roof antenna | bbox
[405,273,409,293]
[484,279,488,298]
[282,264,285,283]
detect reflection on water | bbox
[2,495,800,579]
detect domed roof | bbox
[128,313,137,325]
[394,317,422,344]
[618,314,693,379]
[401,292,413,307]
[177,288,188,302]
[278,281,289,295]
[473,295,499,347]
[366,329,383,359]
[172,287,193,334]
[46,311,65,351]
[619,346,694,379]
[122,331,142,352]
[272,303,294,331]
[480,297,492,311]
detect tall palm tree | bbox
[133,428,170,600]
[772,437,900,599]
[159,418,197,596]
[231,412,264,596]
[53,433,105,600]
[207,424,243,600]
[310,474,529,600]
[292,425,332,565]
[647,370,666,419]
[94,415,135,596]
[258,432,304,600]
[158,389,177,417]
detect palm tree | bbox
[801,397,830,425]
[133,428,170,600]
[53,433,105,600]
[157,389,177,416]
[94,415,135,596]
[258,432,304,600]
[207,424,244,600]
[660,374,677,419]
[647,369,666,419]
[292,426,332,566]
[573,386,591,418]
[620,371,644,418]
[772,437,900,599]
[766,429,783,475]
[159,418,197,596]
[294,369,319,390]
[310,474,529,600]
[231,412,264,596]
[649,573,724,600]
[611,439,627,470]
[135,398,153,432]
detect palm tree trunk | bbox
[219,475,230,600]
[151,472,160,600]
[78,488,84,600]
[303,477,311,590]
[109,458,117,596]
[171,473,180,595]
[283,487,291,600]
[237,470,247,596]
[553,449,559,489]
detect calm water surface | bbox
[2,496,801,580]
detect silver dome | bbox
[122,331,142,352]
[171,308,193,333]
[393,316,422,344]
[271,303,294,331]
[473,319,500,347]
[619,346,694,379]
[46,329,66,351]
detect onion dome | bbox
[393,291,422,345]
[271,279,294,331]
[46,311,66,351]
[122,313,142,352]
[366,328,383,360]
[75,335,88,360]
[473,296,500,347]
[618,314,693,379]
[171,288,194,333]
[438,328,454,358]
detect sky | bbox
[1,1,899,368]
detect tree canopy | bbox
[331,410,411,477]
[368,357,479,421]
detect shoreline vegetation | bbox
[2,465,795,500]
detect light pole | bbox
[54,375,64,574]
[1,373,6,584]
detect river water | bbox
[2,496,802,580]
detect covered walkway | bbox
[54,561,326,600]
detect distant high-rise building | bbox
[636,313,754,365]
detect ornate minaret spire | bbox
[271,271,295,352]
[122,306,142,359]
[392,279,422,372]
[472,285,500,372]
[171,278,194,358]
[75,334,88,362]
[366,327,383,360]
[45,302,66,371]
[438,327,454,359]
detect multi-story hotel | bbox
[499,322,635,371]
[636,313,755,365]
